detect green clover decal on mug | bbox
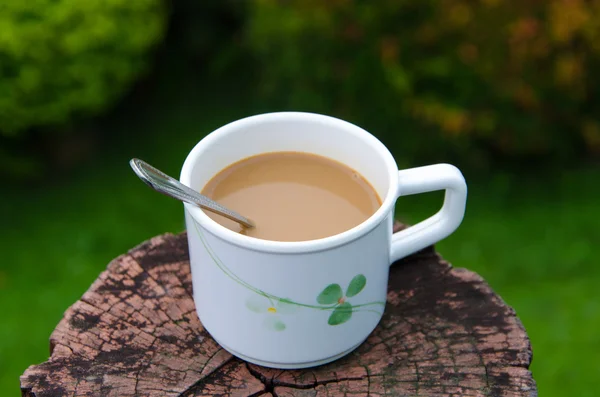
[317,274,367,325]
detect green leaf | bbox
[277,298,299,314]
[346,274,367,297]
[273,320,286,331]
[245,295,266,313]
[328,302,353,325]
[317,284,343,304]
[264,316,286,331]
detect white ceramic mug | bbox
[180,112,467,369]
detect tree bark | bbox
[20,223,536,396]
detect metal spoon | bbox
[129,158,255,229]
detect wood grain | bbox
[20,223,536,396]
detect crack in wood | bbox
[247,362,378,394]
[198,347,231,376]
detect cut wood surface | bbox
[20,222,536,396]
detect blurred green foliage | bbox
[0,0,167,137]
[246,0,600,166]
[170,0,246,64]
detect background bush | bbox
[0,0,166,137]
[168,0,246,69]
[0,0,167,179]
[246,0,600,168]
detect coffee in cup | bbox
[201,151,381,242]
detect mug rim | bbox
[180,111,399,254]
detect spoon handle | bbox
[129,158,255,229]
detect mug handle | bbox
[390,164,467,264]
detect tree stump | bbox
[20,223,536,397]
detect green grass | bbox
[1,66,599,396]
